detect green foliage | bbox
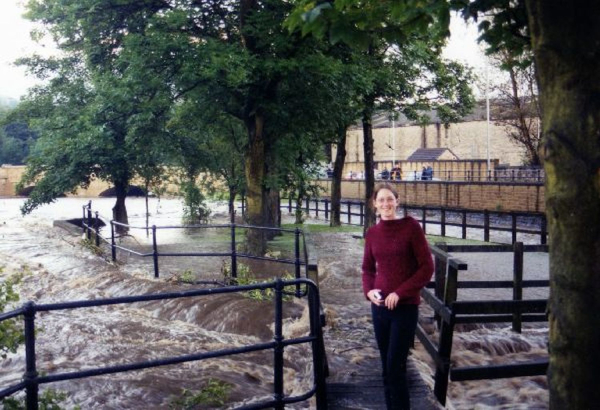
[221,262,294,302]
[169,379,232,409]
[2,388,78,410]
[180,180,211,226]
[80,239,104,256]
[286,0,452,47]
[0,267,25,359]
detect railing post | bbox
[541,214,547,245]
[94,211,100,247]
[305,197,310,216]
[441,208,446,237]
[433,242,448,328]
[461,209,467,239]
[315,199,319,218]
[347,202,351,224]
[152,225,159,279]
[82,205,87,236]
[110,221,116,262]
[273,279,285,410]
[23,301,39,410]
[433,263,457,406]
[422,206,427,234]
[513,242,524,333]
[295,228,301,296]
[359,202,364,226]
[87,204,92,241]
[231,224,237,279]
[484,210,490,242]
[324,199,329,220]
[307,281,328,409]
[512,212,518,244]
[288,196,292,213]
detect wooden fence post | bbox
[433,262,458,406]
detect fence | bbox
[378,168,545,183]
[81,201,312,295]
[0,279,327,410]
[419,242,549,405]
[279,197,548,245]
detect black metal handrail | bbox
[81,202,310,296]
[0,278,327,410]
[277,197,548,245]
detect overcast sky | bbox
[0,2,489,100]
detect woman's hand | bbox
[384,292,399,310]
[368,289,384,306]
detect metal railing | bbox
[0,278,327,409]
[419,242,549,405]
[81,202,311,295]
[376,168,545,183]
[279,197,548,245]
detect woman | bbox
[362,183,434,410]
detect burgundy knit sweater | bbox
[362,216,434,305]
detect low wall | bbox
[317,180,545,213]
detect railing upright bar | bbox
[513,242,524,333]
[324,199,329,220]
[512,213,518,244]
[441,208,446,237]
[94,211,100,247]
[359,202,364,226]
[273,279,285,410]
[231,224,237,279]
[110,221,116,262]
[347,202,351,224]
[422,206,427,234]
[541,215,547,245]
[152,225,159,279]
[86,204,92,241]
[462,210,467,239]
[82,205,86,236]
[315,199,319,218]
[484,210,490,242]
[295,229,301,297]
[23,302,39,410]
[433,264,458,406]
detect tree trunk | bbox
[112,180,129,234]
[362,96,376,235]
[330,125,347,227]
[228,185,237,223]
[526,1,600,408]
[244,113,267,256]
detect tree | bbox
[489,50,542,166]
[288,2,474,234]
[524,1,600,408]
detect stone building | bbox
[335,104,530,175]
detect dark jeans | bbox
[371,303,418,410]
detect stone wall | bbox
[317,180,545,213]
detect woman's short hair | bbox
[372,183,399,202]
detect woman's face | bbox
[374,188,398,220]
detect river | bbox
[0,196,549,409]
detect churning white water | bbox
[0,197,316,409]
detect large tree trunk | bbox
[362,96,377,235]
[244,113,267,256]
[112,180,129,234]
[330,125,347,227]
[526,1,600,408]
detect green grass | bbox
[426,234,500,246]
[281,223,363,234]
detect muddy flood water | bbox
[0,197,549,409]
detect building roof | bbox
[406,148,459,162]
